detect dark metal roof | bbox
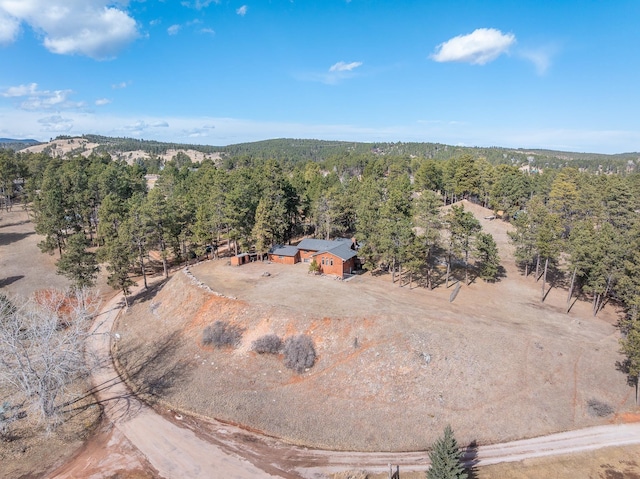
[268,244,299,257]
[298,238,357,261]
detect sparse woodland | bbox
[3,136,640,414]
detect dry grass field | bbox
[115,201,637,453]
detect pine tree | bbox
[56,232,99,289]
[475,232,500,281]
[620,319,640,405]
[427,425,468,479]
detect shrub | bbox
[283,334,316,373]
[309,259,320,273]
[202,321,243,348]
[587,398,614,417]
[252,334,283,354]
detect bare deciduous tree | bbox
[0,289,100,429]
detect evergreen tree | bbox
[104,236,137,306]
[620,319,640,405]
[56,232,99,289]
[413,190,442,289]
[475,232,500,281]
[427,424,468,479]
[445,204,481,286]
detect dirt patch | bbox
[0,384,101,479]
[116,202,635,452]
[475,444,640,479]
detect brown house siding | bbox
[317,253,355,277]
[268,253,299,265]
[299,249,315,263]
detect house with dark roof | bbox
[267,238,358,278]
[267,244,300,264]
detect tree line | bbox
[3,143,640,389]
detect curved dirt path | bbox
[50,287,283,479]
[49,284,640,479]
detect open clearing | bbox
[115,201,637,452]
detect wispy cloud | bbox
[38,115,73,132]
[184,124,216,138]
[329,61,362,72]
[431,28,515,65]
[236,5,248,16]
[518,46,556,75]
[168,24,181,35]
[200,28,215,35]
[0,0,139,59]
[95,98,111,106]
[111,81,130,89]
[299,60,364,85]
[1,83,85,111]
[181,0,219,10]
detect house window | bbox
[279,255,284,259]
[321,258,325,265]
[330,259,333,266]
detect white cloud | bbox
[95,98,111,106]
[111,81,130,89]
[431,28,515,65]
[329,61,362,72]
[1,83,85,111]
[0,0,139,59]
[2,83,38,97]
[200,27,215,35]
[168,24,181,35]
[236,5,248,16]
[0,9,20,44]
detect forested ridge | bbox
[2,139,640,388]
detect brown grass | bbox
[113,201,637,452]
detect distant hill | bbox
[0,138,40,150]
[16,134,640,173]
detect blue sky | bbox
[0,1,639,153]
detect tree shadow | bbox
[0,275,23,288]
[615,358,638,387]
[117,330,194,401]
[0,219,30,229]
[60,330,193,423]
[461,440,480,478]
[127,277,169,307]
[0,231,34,246]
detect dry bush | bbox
[587,398,614,417]
[252,334,283,354]
[283,334,316,373]
[202,321,243,348]
[333,471,368,479]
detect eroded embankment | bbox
[113,266,634,452]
